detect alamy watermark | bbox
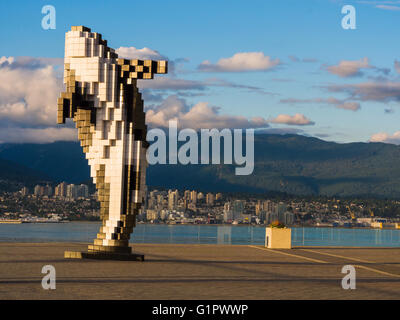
[341,265,356,289]
[341,5,356,30]
[41,5,56,30]
[146,121,254,176]
[41,264,56,290]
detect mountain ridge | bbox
[0,134,399,198]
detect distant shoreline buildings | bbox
[142,189,294,226]
[9,185,399,227]
[25,182,90,200]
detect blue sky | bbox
[1,0,400,144]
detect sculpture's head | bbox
[57,26,167,124]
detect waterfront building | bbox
[232,200,245,221]
[265,211,279,225]
[55,182,68,198]
[206,193,214,206]
[66,184,78,199]
[184,190,191,200]
[223,202,232,222]
[168,189,179,210]
[20,187,29,196]
[263,200,275,213]
[146,209,159,221]
[283,211,295,225]
[190,190,197,204]
[34,185,44,197]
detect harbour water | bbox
[0,222,399,247]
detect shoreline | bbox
[2,220,398,230]
[1,223,399,247]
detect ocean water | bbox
[0,222,399,247]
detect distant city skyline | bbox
[6,184,398,228]
[1,0,400,144]
[31,182,89,199]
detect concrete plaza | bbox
[0,242,399,299]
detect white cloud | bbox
[198,52,280,72]
[326,57,371,77]
[0,57,62,128]
[116,46,178,75]
[146,95,270,129]
[116,46,166,61]
[0,56,15,67]
[370,131,400,144]
[0,56,78,143]
[0,55,275,142]
[269,113,315,126]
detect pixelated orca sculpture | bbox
[58,26,167,261]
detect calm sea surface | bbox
[0,222,400,247]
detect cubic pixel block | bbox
[58,26,167,256]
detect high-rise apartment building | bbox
[206,193,214,206]
[168,189,179,210]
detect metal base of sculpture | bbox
[64,250,144,261]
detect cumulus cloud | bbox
[269,113,315,126]
[326,57,371,77]
[146,95,270,130]
[370,131,400,145]
[0,57,63,128]
[117,48,275,95]
[0,53,279,143]
[198,52,280,72]
[0,56,15,66]
[280,97,361,111]
[0,56,78,143]
[116,46,166,61]
[0,56,63,70]
[0,54,276,142]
